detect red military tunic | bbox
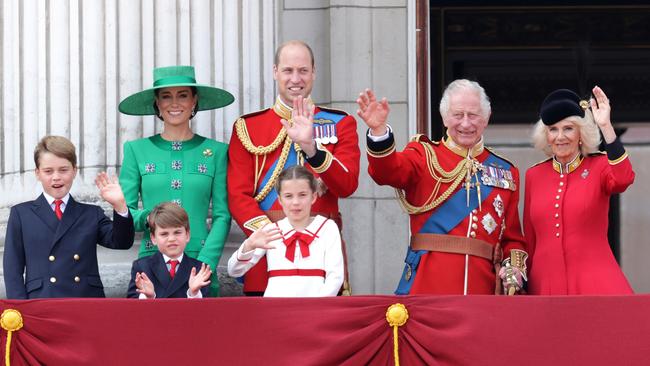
[228,98,360,292]
[524,138,634,295]
[367,132,526,295]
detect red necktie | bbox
[168,260,179,279]
[54,200,63,220]
[283,232,315,262]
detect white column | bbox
[81,0,106,179]
[49,0,71,138]
[190,0,213,138]
[118,0,143,153]
[0,0,277,205]
[22,0,40,172]
[221,0,240,142]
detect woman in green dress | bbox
[118,65,234,296]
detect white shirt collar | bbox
[277,94,312,110]
[42,192,70,207]
[162,253,184,264]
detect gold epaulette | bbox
[529,157,552,169]
[317,105,349,116]
[485,147,518,167]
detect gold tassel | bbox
[386,303,409,366]
[1,309,24,366]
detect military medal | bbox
[480,163,516,191]
[313,125,321,144]
[493,194,504,218]
[329,124,338,144]
[321,125,331,145]
[482,213,497,234]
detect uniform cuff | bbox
[304,145,327,168]
[305,143,333,174]
[366,128,396,158]
[605,137,627,164]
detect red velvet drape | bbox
[1,295,649,365]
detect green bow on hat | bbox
[119,65,234,116]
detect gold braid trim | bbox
[235,117,287,156]
[253,137,294,202]
[396,140,471,214]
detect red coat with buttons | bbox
[228,105,360,293]
[368,135,526,295]
[524,151,634,295]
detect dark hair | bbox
[34,135,77,168]
[147,202,190,234]
[274,165,319,194]
[152,86,198,121]
[274,40,315,68]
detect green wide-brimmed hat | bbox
[118,65,234,116]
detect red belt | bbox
[268,269,326,278]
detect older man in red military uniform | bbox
[228,40,360,295]
[356,80,527,295]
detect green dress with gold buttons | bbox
[119,134,230,296]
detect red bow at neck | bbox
[283,231,316,262]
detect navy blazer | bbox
[3,194,135,299]
[127,252,209,298]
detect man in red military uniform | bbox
[356,80,527,295]
[228,40,360,295]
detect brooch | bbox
[581,169,589,179]
[203,148,213,157]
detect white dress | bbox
[227,215,344,297]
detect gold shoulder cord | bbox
[395,141,470,214]
[235,118,297,202]
[235,118,287,155]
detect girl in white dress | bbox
[227,166,344,297]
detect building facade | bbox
[1,0,649,296]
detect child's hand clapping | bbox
[135,272,155,299]
[243,224,283,252]
[188,263,212,297]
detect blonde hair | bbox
[34,135,77,168]
[531,109,601,157]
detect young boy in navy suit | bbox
[3,136,135,298]
[127,202,212,299]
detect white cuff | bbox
[367,124,392,142]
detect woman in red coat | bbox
[524,86,635,295]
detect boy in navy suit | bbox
[3,136,135,298]
[127,202,212,299]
